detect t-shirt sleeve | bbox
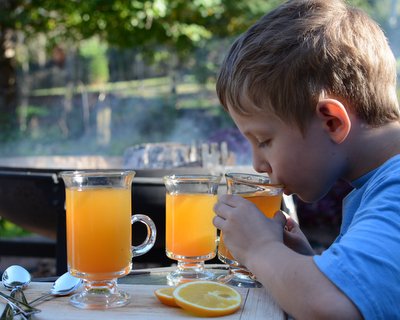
[313,174,400,319]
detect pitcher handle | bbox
[131,214,157,257]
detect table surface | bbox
[0,265,286,320]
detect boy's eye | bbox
[257,139,271,148]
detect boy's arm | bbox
[248,239,362,320]
[214,196,362,320]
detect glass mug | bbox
[60,170,156,309]
[218,172,283,288]
[163,174,221,286]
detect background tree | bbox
[1,0,396,141]
[0,0,280,139]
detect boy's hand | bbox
[213,194,286,266]
[281,213,315,255]
[213,194,315,266]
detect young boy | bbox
[212,0,400,319]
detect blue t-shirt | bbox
[314,154,400,319]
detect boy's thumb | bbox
[273,210,287,228]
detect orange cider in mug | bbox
[218,192,282,261]
[65,187,132,280]
[166,193,217,258]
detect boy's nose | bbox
[252,152,272,174]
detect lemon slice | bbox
[154,287,179,307]
[172,281,242,317]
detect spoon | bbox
[0,265,39,317]
[0,290,40,318]
[28,272,82,306]
[7,272,82,318]
[2,265,31,291]
[1,289,29,320]
[1,265,32,320]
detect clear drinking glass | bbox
[163,174,221,286]
[60,170,157,309]
[218,172,283,288]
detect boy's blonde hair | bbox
[217,0,400,132]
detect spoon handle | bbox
[0,288,18,320]
[0,292,40,317]
[28,293,53,307]
[0,288,30,320]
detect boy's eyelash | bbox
[257,140,271,148]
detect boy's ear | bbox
[315,99,351,144]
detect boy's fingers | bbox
[214,202,228,219]
[213,215,225,230]
[273,210,288,228]
[214,195,242,219]
[218,194,243,207]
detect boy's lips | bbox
[272,181,290,195]
[282,186,292,195]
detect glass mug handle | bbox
[131,214,157,257]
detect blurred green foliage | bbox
[0,219,31,237]
[80,37,110,84]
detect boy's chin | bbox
[293,190,328,203]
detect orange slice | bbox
[154,287,179,307]
[172,281,242,317]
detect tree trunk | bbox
[168,49,179,108]
[0,26,18,140]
